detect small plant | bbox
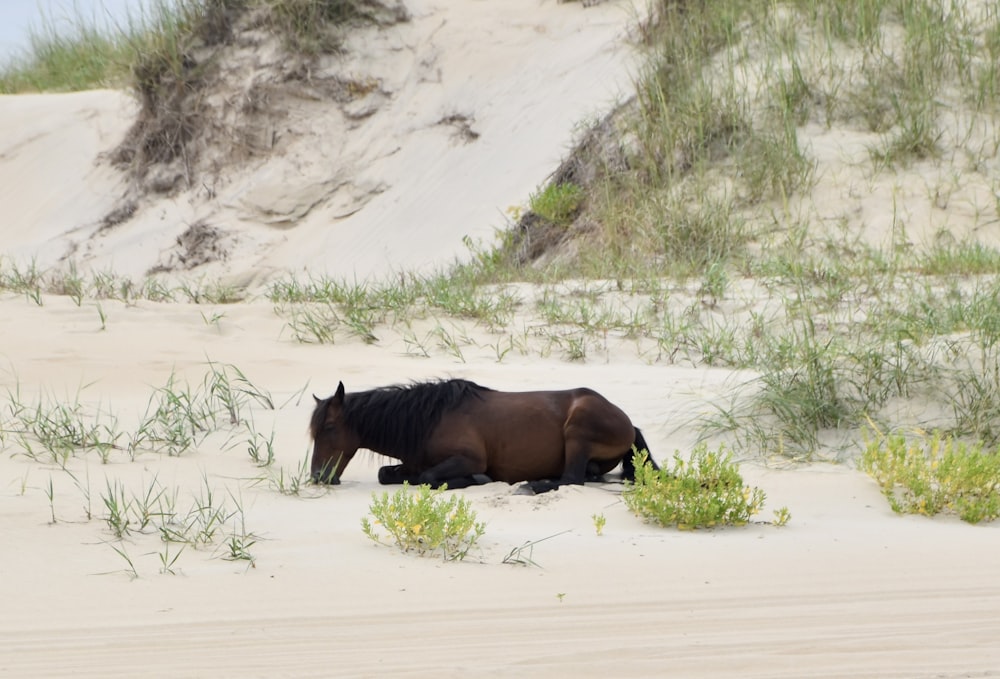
[158,543,184,575]
[101,478,134,538]
[861,428,1000,524]
[502,541,542,568]
[223,532,257,566]
[529,182,584,227]
[244,426,276,467]
[109,543,139,580]
[623,446,786,530]
[591,513,606,535]
[501,531,568,568]
[45,476,57,524]
[361,483,485,561]
[201,310,225,329]
[221,492,257,568]
[262,451,312,495]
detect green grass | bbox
[529,182,584,227]
[1,361,275,464]
[0,0,204,94]
[97,472,260,576]
[0,0,403,94]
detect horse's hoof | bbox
[528,479,559,494]
[471,474,493,485]
[378,465,405,484]
[514,483,536,496]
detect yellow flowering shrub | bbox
[861,429,1000,524]
[361,483,485,560]
[623,445,789,529]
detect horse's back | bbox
[435,387,634,483]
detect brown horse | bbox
[309,378,656,493]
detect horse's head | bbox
[309,382,360,484]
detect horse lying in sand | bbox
[309,378,656,494]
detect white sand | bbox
[2,2,1000,677]
[2,297,999,677]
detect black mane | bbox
[334,379,491,465]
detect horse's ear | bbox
[334,381,345,403]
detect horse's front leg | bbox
[417,453,492,490]
[377,464,415,485]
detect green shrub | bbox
[623,446,788,529]
[361,483,485,560]
[529,182,584,227]
[861,429,1000,524]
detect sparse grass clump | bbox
[361,483,485,560]
[2,362,273,466]
[624,448,789,529]
[862,428,1000,524]
[99,473,259,576]
[0,13,133,92]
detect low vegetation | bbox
[361,483,485,560]
[528,182,585,229]
[624,448,790,529]
[0,0,403,93]
[0,361,315,575]
[862,427,1000,524]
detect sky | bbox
[0,0,158,64]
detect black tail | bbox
[621,426,657,481]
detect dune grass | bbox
[0,0,200,94]
[0,0,404,94]
[0,359,314,575]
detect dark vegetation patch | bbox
[506,102,633,268]
[148,220,230,273]
[110,0,408,197]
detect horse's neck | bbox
[360,437,403,461]
[346,410,401,462]
[347,390,418,464]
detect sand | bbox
[2,298,998,677]
[2,1,1000,677]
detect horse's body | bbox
[309,378,655,493]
